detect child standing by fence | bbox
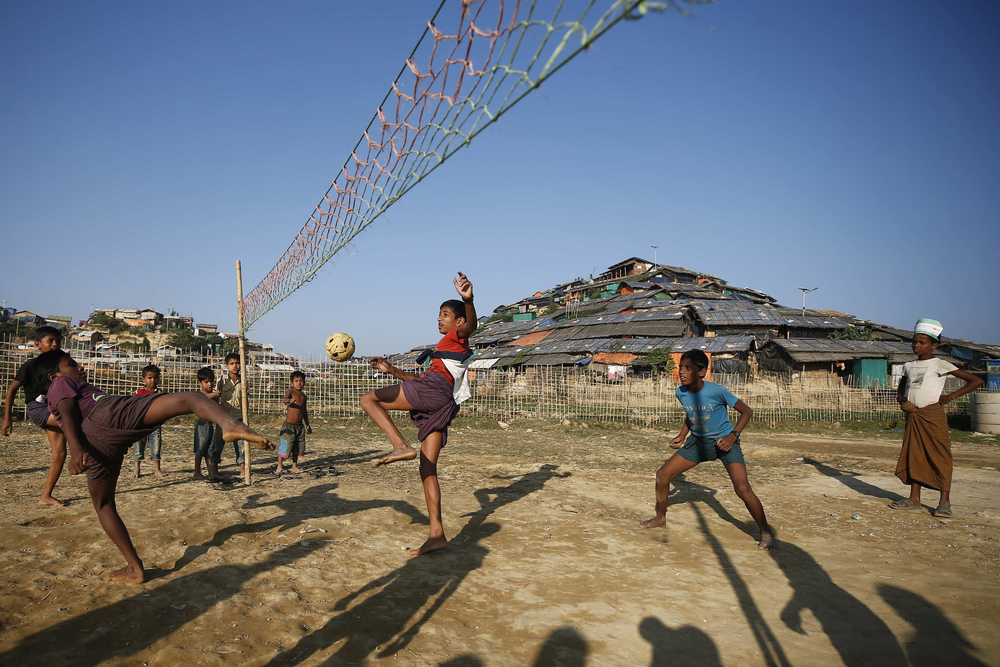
[890,319,983,518]
[215,352,248,476]
[273,370,311,476]
[132,364,165,479]
[193,367,220,480]
[2,326,68,506]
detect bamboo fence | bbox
[2,336,988,429]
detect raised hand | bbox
[453,271,473,300]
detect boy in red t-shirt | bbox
[132,364,165,479]
[362,271,477,555]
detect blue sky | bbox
[2,1,998,357]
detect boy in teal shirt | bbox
[640,350,776,550]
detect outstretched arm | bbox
[453,271,478,339]
[370,357,422,382]
[940,369,984,405]
[2,380,21,436]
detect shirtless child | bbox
[274,370,311,475]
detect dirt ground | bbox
[0,415,998,666]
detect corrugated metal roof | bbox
[474,336,754,361]
[770,339,915,362]
[692,302,787,326]
[780,315,851,329]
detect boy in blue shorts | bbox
[2,326,68,507]
[640,349,776,550]
[193,367,221,480]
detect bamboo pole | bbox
[236,260,251,486]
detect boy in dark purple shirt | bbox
[37,350,272,583]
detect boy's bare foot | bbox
[639,516,666,529]
[39,495,66,507]
[109,564,146,583]
[221,420,273,449]
[409,535,448,556]
[154,469,167,478]
[132,470,141,480]
[192,472,206,480]
[758,531,777,550]
[373,447,418,467]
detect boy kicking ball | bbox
[640,350,776,550]
[36,350,272,582]
[361,271,476,555]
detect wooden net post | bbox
[236,260,252,486]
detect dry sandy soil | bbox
[0,415,998,666]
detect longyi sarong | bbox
[401,372,460,447]
[895,401,952,492]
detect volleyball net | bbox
[240,0,696,331]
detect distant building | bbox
[12,311,45,327]
[194,323,218,336]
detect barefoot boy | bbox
[215,352,248,476]
[2,326,68,507]
[132,364,165,479]
[274,370,311,475]
[361,271,476,555]
[640,350,776,550]
[35,350,272,582]
[889,319,983,518]
[193,367,221,480]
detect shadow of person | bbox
[802,457,904,502]
[438,656,485,667]
[531,626,588,667]
[171,482,426,572]
[878,584,989,667]
[266,464,569,666]
[0,539,328,666]
[639,616,722,667]
[684,480,907,666]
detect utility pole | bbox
[798,287,818,316]
[651,245,658,267]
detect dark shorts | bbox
[401,372,459,447]
[194,420,214,458]
[278,421,305,458]
[676,434,745,466]
[80,393,161,485]
[26,399,51,430]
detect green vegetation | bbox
[484,312,515,324]
[641,346,675,375]
[89,312,128,334]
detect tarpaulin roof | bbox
[768,339,916,363]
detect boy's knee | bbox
[655,468,675,485]
[733,481,753,498]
